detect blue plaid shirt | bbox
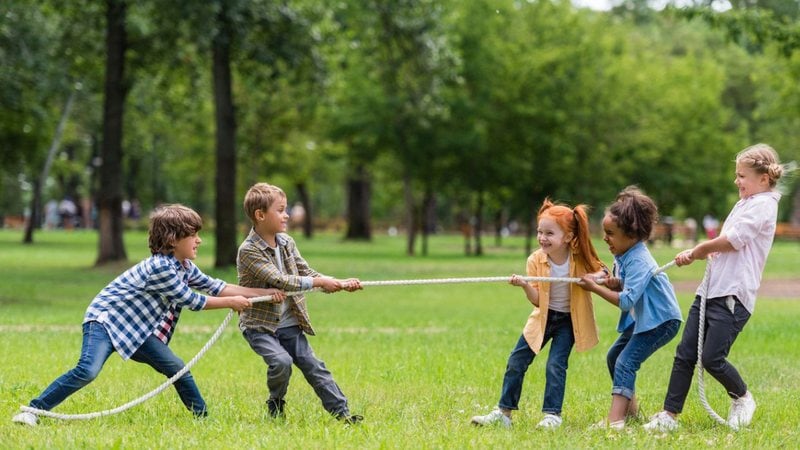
[84,253,225,359]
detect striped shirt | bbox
[84,253,225,359]
[237,230,318,335]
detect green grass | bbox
[1,229,798,449]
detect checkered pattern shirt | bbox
[84,253,225,359]
[237,230,318,335]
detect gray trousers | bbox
[243,326,349,415]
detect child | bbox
[237,182,363,423]
[470,199,607,429]
[12,204,281,426]
[579,186,683,430]
[644,144,785,432]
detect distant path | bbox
[672,279,800,300]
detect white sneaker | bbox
[589,418,625,431]
[470,408,512,428]
[12,411,38,426]
[728,391,756,430]
[537,413,562,429]
[643,411,678,432]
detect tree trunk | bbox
[403,174,417,256]
[473,191,484,256]
[345,164,371,240]
[295,182,313,239]
[212,4,237,268]
[421,188,435,256]
[96,0,128,265]
[525,197,536,255]
[24,88,76,244]
[494,208,504,247]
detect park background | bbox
[2,0,800,448]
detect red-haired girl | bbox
[471,199,607,429]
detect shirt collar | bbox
[615,240,646,263]
[740,190,781,205]
[533,246,578,264]
[247,228,289,251]
[157,252,188,271]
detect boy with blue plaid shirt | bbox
[237,182,363,423]
[13,204,282,426]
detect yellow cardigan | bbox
[522,248,603,353]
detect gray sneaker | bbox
[12,411,38,426]
[470,408,512,428]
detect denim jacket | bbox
[615,241,683,334]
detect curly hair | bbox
[606,186,658,241]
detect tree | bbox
[95,0,129,265]
[211,0,238,267]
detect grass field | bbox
[1,229,798,449]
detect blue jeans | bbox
[29,321,206,415]
[607,319,681,399]
[243,326,350,416]
[498,310,575,415]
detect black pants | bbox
[663,295,751,414]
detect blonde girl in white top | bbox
[644,143,786,432]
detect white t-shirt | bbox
[548,256,571,313]
[269,244,299,328]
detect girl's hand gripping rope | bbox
[509,274,528,287]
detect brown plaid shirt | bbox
[237,229,321,335]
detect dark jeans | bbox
[29,321,206,415]
[607,319,681,399]
[498,310,575,415]
[664,296,751,414]
[243,326,350,416]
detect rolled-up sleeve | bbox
[725,202,766,251]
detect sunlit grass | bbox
[1,229,798,448]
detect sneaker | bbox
[470,408,512,428]
[12,411,38,427]
[537,413,562,429]
[728,391,756,430]
[335,413,364,424]
[266,398,285,418]
[589,418,625,431]
[643,411,678,433]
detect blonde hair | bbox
[736,143,783,187]
[538,198,603,273]
[148,204,203,255]
[243,182,286,224]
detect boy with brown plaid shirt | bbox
[237,182,363,423]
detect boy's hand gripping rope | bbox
[19,260,677,421]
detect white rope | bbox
[695,257,728,426]
[20,295,283,421]
[20,260,677,421]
